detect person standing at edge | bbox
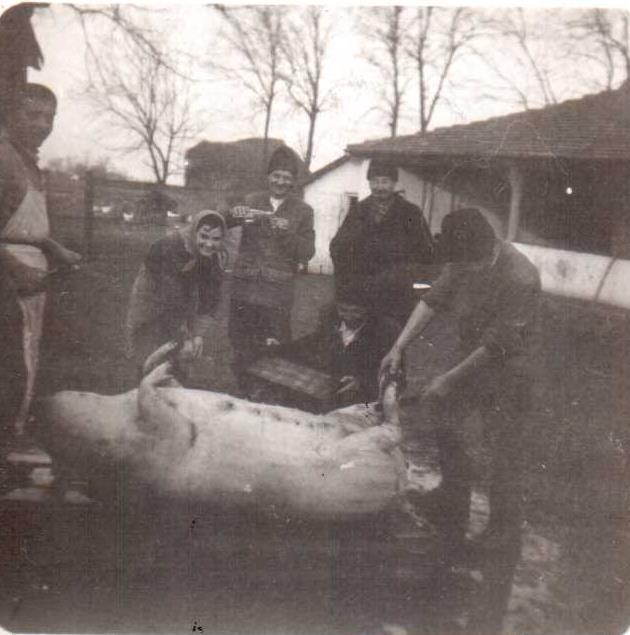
[0,83,81,445]
[226,146,315,390]
[379,207,541,634]
[329,158,434,333]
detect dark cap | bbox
[440,208,496,263]
[267,146,299,177]
[335,276,369,307]
[367,159,398,181]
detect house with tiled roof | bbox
[305,82,630,308]
[185,138,307,197]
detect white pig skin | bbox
[43,364,407,520]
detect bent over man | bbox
[380,208,541,634]
[226,146,315,389]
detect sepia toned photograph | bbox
[1,2,630,634]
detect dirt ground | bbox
[2,218,630,634]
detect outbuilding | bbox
[306,82,630,309]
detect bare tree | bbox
[280,7,334,170]
[405,7,477,132]
[569,9,630,90]
[81,24,200,184]
[472,9,564,110]
[213,5,284,163]
[357,6,410,137]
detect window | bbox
[516,161,625,257]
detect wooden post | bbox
[84,170,94,257]
[507,162,524,242]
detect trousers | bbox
[228,299,292,387]
[426,364,532,545]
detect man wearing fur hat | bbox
[226,145,315,389]
[330,158,434,327]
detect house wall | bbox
[515,243,630,311]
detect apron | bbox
[1,182,49,434]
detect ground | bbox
[2,217,630,634]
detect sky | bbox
[21,2,628,184]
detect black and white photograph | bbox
[1,2,630,634]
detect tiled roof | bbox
[301,155,350,186]
[347,83,630,162]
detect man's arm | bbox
[275,204,315,263]
[329,204,362,272]
[379,300,436,376]
[0,245,47,295]
[422,345,493,401]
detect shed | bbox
[343,82,630,309]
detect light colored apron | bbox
[1,182,49,434]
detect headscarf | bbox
[181,210,227,270]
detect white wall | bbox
[514,243,630,311]
[304,157,364,274]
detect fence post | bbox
[84,170,94,257]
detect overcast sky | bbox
[26,2,628,184]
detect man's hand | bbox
[269,216,289,231]
[55,245,81,267]
[421,373,455,402]
[42,239,81,268]
[190,336,204,359]
[379,345,403,379]
[336,375,360,395]
[180,336,204,362]
[10,261,48,296]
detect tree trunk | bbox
[304,111,317,171]
[262,98,274,171]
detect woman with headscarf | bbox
[127,210,227,378]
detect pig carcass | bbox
[42,363,407,520]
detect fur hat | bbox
[267,146,299,177]
[367,159,398,181]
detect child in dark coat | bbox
[250,281,400,411]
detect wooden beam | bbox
[507,163,524,241]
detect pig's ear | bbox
[142,340,180,377]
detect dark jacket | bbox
[227,191,315,308]
[329,193,434,319]
[422,242,541,375]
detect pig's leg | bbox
[137,362,195,458]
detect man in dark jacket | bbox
[329,159,434,325]
[226,146,315,388]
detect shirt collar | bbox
[338,320,366,348]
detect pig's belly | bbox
[148,389,406,518]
